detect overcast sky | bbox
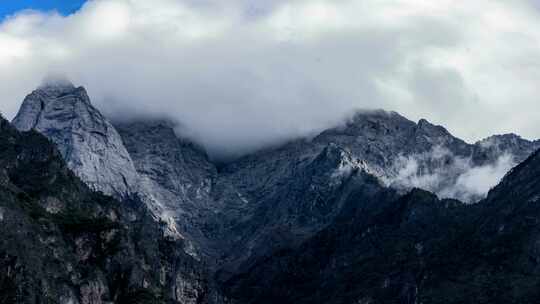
[1,0,540,159]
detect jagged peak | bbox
[39,76,74,88]
[349,109,410,124]
[27,79,90,108]
[10,82,139,198]
[476,133,528,146]
[416,118,450,134]
[417,118,432,127]
[37,75,78,96]
[317,109,414,138]
[29,77,92,108]
[12,80,94,132]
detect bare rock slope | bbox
[9,81,540,303]
[12,81,138,198]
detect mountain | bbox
[222,149,540,304]
[213,143,380,280]
[11,80,138,198]
[473,133,540,165]
[113,120,219,259]
[0,115,215,303]
[7,81,540,303]
[10,82,214,254]
[314,111,539,201]
[207,110,539,279]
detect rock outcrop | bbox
[114,120,218,259]
[223,148,540,303]
[8,81,540,304]
[12,80,138,198]
[0,116,214,303]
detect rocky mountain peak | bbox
[12,83,91,132]
[5,81,540,303]
[477,133,525,147]
[0,117,215,303]
[416,118,446,133]
[414,118,468,148]
[473,133,540,165]
[323,110,413,136]
[11,82,139,198]
[37,78,77,96]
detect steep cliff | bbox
[12,80,138,198]
[0,116,214,303]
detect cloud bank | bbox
[1,0,540,159]
[385,146,516,202]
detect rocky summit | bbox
[3,82,540,303]
[12,80,139,199]
[0,115,214,303]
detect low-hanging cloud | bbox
[384,146,516,203]
[1,0,540,160]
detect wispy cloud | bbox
[384,146,516,202]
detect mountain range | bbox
[2,80,540,303]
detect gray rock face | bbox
[0,116,215,303]
[473,133,540,164]
[208,110,540,275]
[214,143,380,279]
[9,82,540,302]
[261,110,540,202]
[215,110,539,224]
[10,82,217,256]
[114,120,218,258]
[222,145,540,304]
[314,111,471,174]
[12,81,138,198]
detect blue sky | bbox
[0,0,85,19]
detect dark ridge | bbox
[0,117,214,302]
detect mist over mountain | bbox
[2,78,540,303]
[2,1,540,160]
[3,1,540,303]
[14,80,540,204]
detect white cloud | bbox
[0,0,539,160]
[449,154,515,200]
[384,146,516,202]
